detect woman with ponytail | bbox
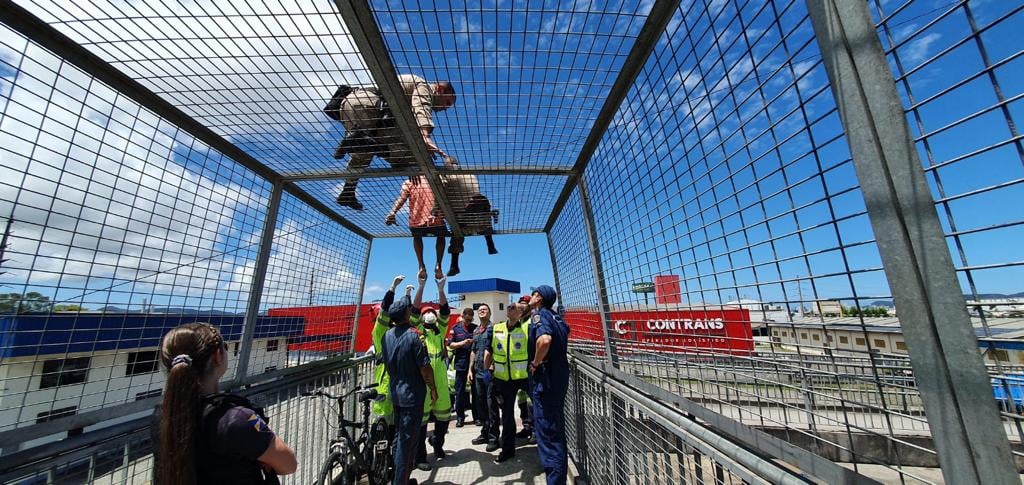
[154,323,297,484]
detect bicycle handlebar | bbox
[301,383,377,401]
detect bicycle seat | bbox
[357,388,378,402]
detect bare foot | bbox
[435,266,444,280]
[417,267,427,280]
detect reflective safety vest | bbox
[422,324,447,360]
[491,319,529,381]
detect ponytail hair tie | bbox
[172,354,192,367]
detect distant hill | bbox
[93,306,241,315]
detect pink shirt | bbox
[401,178,443,227]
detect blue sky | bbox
[362,233,555,303]
[0,0,1020,317]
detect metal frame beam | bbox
[334,0,465,238]
[543,0,680,233]
[806,1,1016,483]
[349,239,373,353]
[233,179,284,384]
[546,232,563,304]
[579,179,619,366]
[372,229,545,238]
[0,0,371,241]
[282,166,574,181]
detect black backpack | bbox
[323,85,394,128]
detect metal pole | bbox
[579,179,618,366]
[349,239,373,354]
[234,179,284,385]
[806,1,1016,483]
[546,233,563,305]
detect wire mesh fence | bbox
[0,354,375,484]
[548,0,1024,483]
[0,14,371,463]
[1,0,1023,483]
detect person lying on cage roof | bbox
[440,155,499,276]
[323,74,456,211]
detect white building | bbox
[0,313,295,453]
[448,278,521,318]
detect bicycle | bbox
[302,384,392,485]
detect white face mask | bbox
[423,312,438,325]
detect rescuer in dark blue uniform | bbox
[527,285,570,485]
[381,295,439,485]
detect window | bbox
[40,357,90,389]
[827,335,834,342]
[499,303,504,311]
[896,341,907,351]
[266,340,279,352]
[855,338,866,346]
[135,389,162,400]
[812,334,820,341]
[772,330,778,336]
[839,336,849,344]
[873,339,887,348]
[800,332,808,340]
[126,351,158,376]
[36,406,77,424]
[993,350,1010,362]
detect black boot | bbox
[485,234,498,255]
[336,184,363,211]
[431,421,449,459]
[415,424,430,470]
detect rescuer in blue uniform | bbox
[381,294,439,485]
[528,285,570,485]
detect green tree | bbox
[0,292,53,313]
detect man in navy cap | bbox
[527,285,570,485]
[381,293,439,485]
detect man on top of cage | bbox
[325,74,457,211]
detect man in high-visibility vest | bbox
[372,275,410,425]
[484,298,532,463]
[411,275,452,470]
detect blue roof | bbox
[0,313,304,358]
[448,278,521,295]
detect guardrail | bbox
[0,354,376,484]
[568,351,882,485]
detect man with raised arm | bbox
[410,275,453,468]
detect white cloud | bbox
[902,32,942,65]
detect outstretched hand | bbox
[435,275,446,287]
[384,213,396,226]
[391,275,405,289]
[405,284,415,295]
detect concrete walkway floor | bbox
[410,420,547,485]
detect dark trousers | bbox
[472,371,499,442]
[454,369,470,420]
[533,391,568,485]
[495,378,530,455]
[392,405,422,485]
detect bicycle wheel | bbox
[317,449,356,485]
[367,418,392,485]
